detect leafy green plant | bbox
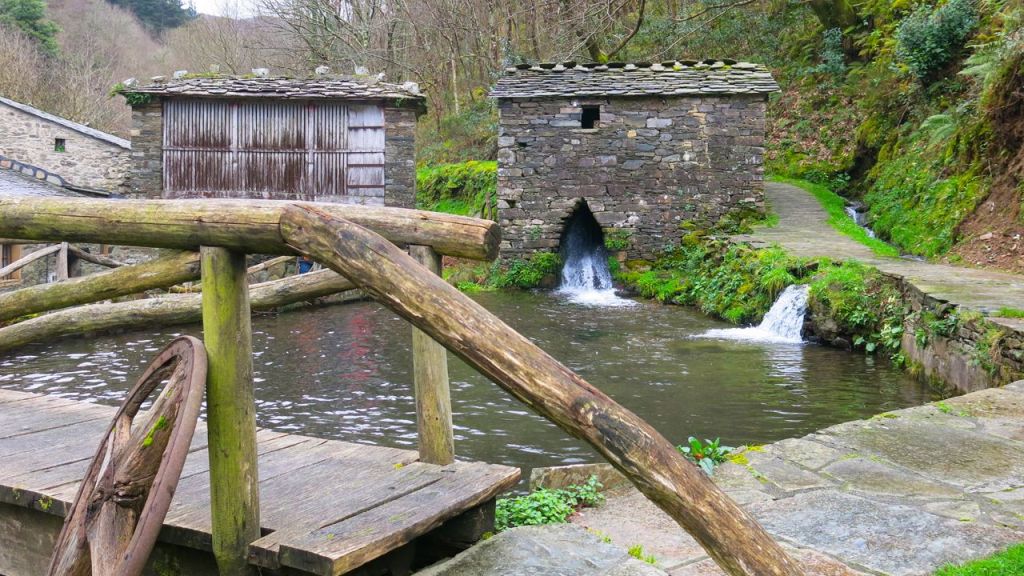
[627,544,657,565]
[494,476,604,532]
[896,0,979,82]
[604,228,632,251]
[495,489,573,532]
[676,437,734,476]
[492,252,561,289]
[109,83,155,106]
[808,28,847,79]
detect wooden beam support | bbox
[0,197,500,261]
[67,245,126,268]
[0,269,356,353]
[279,205,803,576]
[409,245,455,466]
[0,251,201,323]
[56,243,69,282]
[201,247,260,576]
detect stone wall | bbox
[125,101,163,198]
[383,105,417,208]
[497,95,766,260]
[0,103,130,192]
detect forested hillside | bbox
[0,0,1020,271]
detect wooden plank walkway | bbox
[0,389,521,575]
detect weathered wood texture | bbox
[410,245,455,466]
[0,243,59,279]
[56,243,69,281]
[163,100,386,204]
[0,251,201,323]
[67,245,126,268]
[246,255,292,276]
[0,197,500,260]
[200,247,260,576]
[0,269,355,353]
[280,205,804,576]
[47,337,206,576]
[0,389,519,575]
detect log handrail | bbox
[0,243,60,279]
[0,197,500,261]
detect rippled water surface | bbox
[0,292,934,477]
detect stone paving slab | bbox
[732,182,1024,315]
[568,382,1024,576]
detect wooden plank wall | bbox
[163,99,386,204]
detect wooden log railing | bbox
[0,197,801,576]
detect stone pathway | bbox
[567,381,1024,575]
[732,182,1024,326]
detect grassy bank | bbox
[416,160,497,219]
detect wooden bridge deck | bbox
[0,389,521,575]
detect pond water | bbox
[0,291,934,479]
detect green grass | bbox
[992,307,1024,319]
[769,176,900,258]
[934,543,1024,575]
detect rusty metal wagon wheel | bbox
[47,336,207,576]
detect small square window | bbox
[54,138,66,152]
[581,106,600,129]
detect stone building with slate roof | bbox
[490,60,779,260]
[122,75,425,207]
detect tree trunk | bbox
[0,198,500,261]
[278,205,804,576]
[0,269,355,353]
[0,251,201,324]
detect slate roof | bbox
[0,169,91,198]
[0,96,130,150]
[130,76,425,103]
[490,60,779,99]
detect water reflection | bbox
[0,291,935,479]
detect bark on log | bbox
[246,255,293,276]
[0,251,201,324]
[410,245,455,466]
[279,205,804,576]
[0,244,59,279]
[0,269,355,353]
[201,247,260,576]
[0,197,500,261]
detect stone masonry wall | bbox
[383,105,417,208]
[497,95,766,260]
[0,103,130,192]
[125,101,163,198]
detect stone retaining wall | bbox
[497,95,766,260]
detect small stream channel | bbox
[0,291,934,481]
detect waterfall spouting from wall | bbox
[698,285,809,344]
[556,202,635,307]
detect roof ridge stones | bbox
[128,75,425,103]
[491,60,778,99]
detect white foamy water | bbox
[698,285,809,344]
[557,246,635,307]
[845,205,876,238]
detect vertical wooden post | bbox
[200,246,260,575]
[56,242,69,281]
[410,245,455,465]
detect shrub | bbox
[492,252,561,289]
[896,0,979,82]
[416,160,497,219]
[808,28,847,79]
